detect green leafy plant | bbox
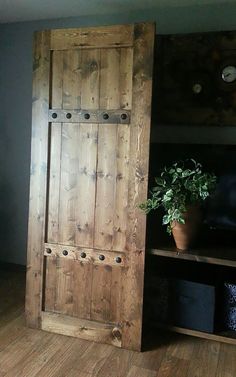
[139,159,217,234]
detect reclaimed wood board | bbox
[26,23,155,351]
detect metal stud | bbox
[115,256,122,264]
[121,113,127,120]
[80,252,86,258]
[52,112,57,119]
[66,112,72,119]
[46,248,52,254]
[62,250,68,256]
[103,113,109,120]
[99,254,105,261]
[84,113,90,119]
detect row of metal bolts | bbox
[45,248,122,263]
[51,112,128,120]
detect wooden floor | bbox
[0,267,236,376]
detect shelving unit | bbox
[155,324,236,346]
[149,247,236,268]
[145,146,236,344]
[145,246,236,345]
[146,247,236,345]
[144,30,236,347]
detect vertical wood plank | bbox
[112,124,130,251]
[91,49,120,322]
[46,51,80,315]
[47,124,62,243]
[59,51,81,245]
[47,51,63,244]
[58,50,81,245]
[25,30,51,328]
[90,265,112,322]
[72,49,101,320]
[73,261,93,319]
[94,48,120,250]
[120,48,133,110]
[51,50,64,109]
[109,267,123,323]
[54,258,74,316]
[94,125,118,250]
[75,124,97,248]
[58,123,78,245]
[112,48,133,251]
[62,50,81,110]
[44,257,57,312]
[75,48,100,248]
[122,22,155,351]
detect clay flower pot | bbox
[171,206,202,251]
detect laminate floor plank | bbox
[3,333,69,377]
[65,370,92,377]
[215,343,236,377]
[95,347,135,377]
[70,342,114,376]
[186,340,220,377]
[156,356,190,377]
[0,268,235,377]
[126,365,157,377]
[36,338,91,377]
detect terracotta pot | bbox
[171,206,202,251]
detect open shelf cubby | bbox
[144,139,236,345]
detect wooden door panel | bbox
[26,23,155,351]
[48,47,132,250]
[44,257,93,319]
[44,250,123,321]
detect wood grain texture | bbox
[4,269,236,377]
[50,24,134,50]
[158,324,236,346]
[25,30,51,328]
[44,257,57,312]
[186,340,220,377]
[44,242,126,266]
[47,50,63,243]
[149,247,236,268]
[41,311,122,347]
[94,47,131,251]
[90,264,112,322]
[76,48,100,248]
[215,343,236,377]
[58,50,81,245]
[48,108,131,124]
[94,123,118,250]
[127,366,157,377]
[157,357,190,377]
[27,23,154,351]
[122,22,155,351]
[58,122,78,245]
[72,260,93,319]
[47,123,62,243]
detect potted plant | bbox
[139,159,217,251]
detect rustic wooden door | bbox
[25,23,155,351]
